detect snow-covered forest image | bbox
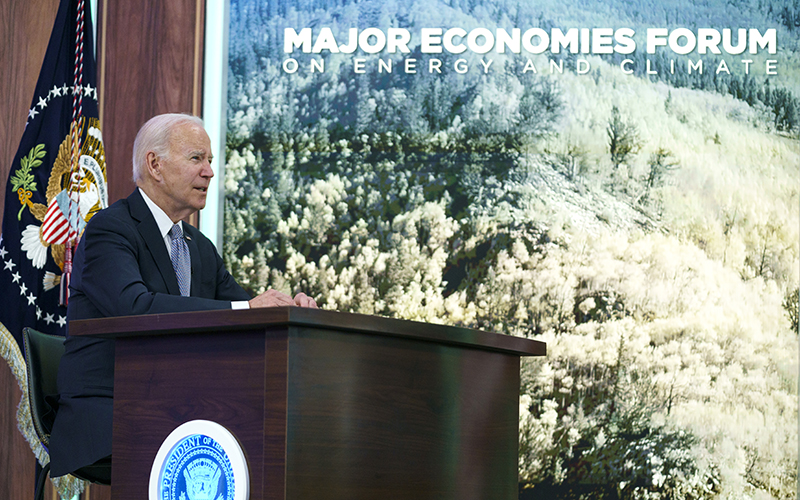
[223,0,799,497]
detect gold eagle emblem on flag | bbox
[18,117,107,290]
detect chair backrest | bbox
[22,327,65,449]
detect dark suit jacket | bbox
[48,189,250,477]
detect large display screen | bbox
[224,0,798,497]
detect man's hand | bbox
[292,292,318,308]
[249,289,318,309]
[249,289,295,308]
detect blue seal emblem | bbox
[159,434,234,500]
[149,421,250,500]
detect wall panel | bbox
[100,0,205,205]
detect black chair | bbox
[22,327,111,500]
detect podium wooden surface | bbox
[69,307,545,500]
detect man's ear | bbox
[145,151,163,182]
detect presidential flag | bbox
[0,0,106,495]
[0,0,106,346]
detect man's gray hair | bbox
[131,113,205,184]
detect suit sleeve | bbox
[71,210,246,318]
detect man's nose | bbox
[201,160,214,178]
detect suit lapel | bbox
[127,190,182,296]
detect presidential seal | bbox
[149,420,249,500]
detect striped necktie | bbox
[169,223,191,296]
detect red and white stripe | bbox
[42,201,70,246]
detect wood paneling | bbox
[0,0,60,229]
[112,331,267,499]
[84,483,112,499]
[283,328,521,499]
[65,307,547,357]
[99,0,205,205]
[0,365,34,500]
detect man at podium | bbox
[48,113,317,482]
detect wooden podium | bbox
[69,307,545,500]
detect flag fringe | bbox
[0,322,85,499]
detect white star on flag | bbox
[44,313,55,324]
[38,96,48,109]
[11,272,21,284]
[27,293,36,306]
[19,282,27,295]
[56,316,67,327]
[28,108,39,120]
[4,259,15,271]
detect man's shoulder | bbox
[102,196,132,215]
[88,197,131,223]
[83,194,139,236]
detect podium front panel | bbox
[283,326,520,499]
[112,329,269,499]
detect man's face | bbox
[155,122,214,219]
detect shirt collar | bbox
[138,187,180,240]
